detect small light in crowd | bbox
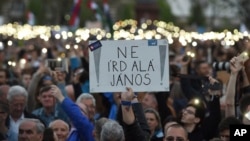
[20,59,26,64]
[190,53,195,58]
[57,57,62,62]
[7,40,13,46]
[8,61,12,66]
[12,62,16,67]
[96,35,102,40]
[243,52,248,57]
[68,32,73,37]
[106,33,112,39]
[194,99,200,105]
[192,41,197,47]
[55,34,61,39]
[74,45,78,49]
[65,44,70,49]
[0,42,4,50]
[42,48,47,54]
[243,31,248,36]
[62,35,68,40]
[187,51,191,56]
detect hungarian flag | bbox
[69,0,82,27]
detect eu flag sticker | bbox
[88,40,102,51]
[148,40,158,46]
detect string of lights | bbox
[0,19,249,50]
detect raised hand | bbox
[230,56,244,74]
[121,87,135,101]
[49,85,65,102]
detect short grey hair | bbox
[49,119,70,131]
[19,118,45,134]
[76,93,96,106]
[7,85,28,101]
[100,120,125,141]
[95,117,109,141]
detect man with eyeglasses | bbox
[180,103,206,141]
[164,124,188,141]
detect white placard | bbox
[89,39,169,92]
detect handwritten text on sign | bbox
[89,40,169,92]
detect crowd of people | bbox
[0,31,250,141]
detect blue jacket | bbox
[61,98,94,141]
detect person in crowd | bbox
[18,118,45,141]
[163,123,189,141]
[76,93,96,123]
[0,68,8,86]
[209,138,223,141]
[93,117,109,141]
[66,67,90,101]
[0,84,9,101]
[144,108,164,141]
[100,120,124,141]
[50,85,94,141]
[225,55,250,122]
[43,128,58,141]
[218,116,242,141]
[169,64,188,114]
[119,87,150,141]
[20,69,32,89]
[141,92,158,110]
[180,59,212,100]
[7,85,44,141]
[180,101,206,141]
[49,119,70,141]
[163,116,179,134]
[27,64,53,112]
[32,85,69,126]
[0,101,9,141]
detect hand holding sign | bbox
[89,40,169,92]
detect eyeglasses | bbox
[183,109,195,115]
[165,136,185,141]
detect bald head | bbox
[49,120,69,141]
[49,120,69,130]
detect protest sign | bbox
[89,39,169,92]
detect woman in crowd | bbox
[144,108,164,141]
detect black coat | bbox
[118,103,151,141]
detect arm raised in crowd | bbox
[50,85,94,141]
[27,64,47,112]
[225,57,244,117]
[121,88,150,141]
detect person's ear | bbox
[37,95,41,102]
[194,117,200,124]
[246,105,250,112]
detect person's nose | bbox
[16,105,23,111]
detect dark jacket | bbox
[118,103,151,141]
[202,96,221,140]
[187,97,221,141]
[180,74,211,101]
[188,126,205,141]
